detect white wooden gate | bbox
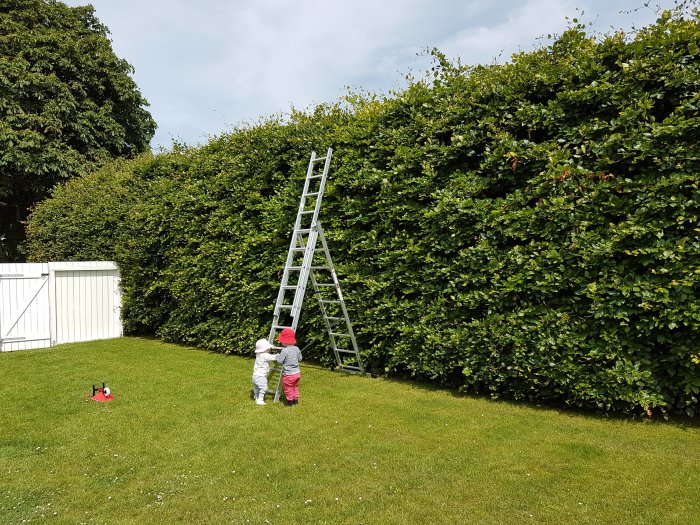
[0,262,122,352]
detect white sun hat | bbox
[255,339,273,353]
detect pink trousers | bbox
[282,373,301,401]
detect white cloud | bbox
[437,0,577,65]
[60,0,677,148]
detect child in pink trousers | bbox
[275,328,302,405]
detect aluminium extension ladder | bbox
[267,148,364,402]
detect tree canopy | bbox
[0,0,156,261]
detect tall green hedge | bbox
[27,8,700,416]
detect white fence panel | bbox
[0,263,51,351]
[0,261,122,352]
[52,268,122,345]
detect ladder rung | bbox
[295,228,312,234]
[272,325,292,330]
[330,332,351,337]
[315,283,335,287]
[308,174,323,179]
[320,299,340,304]
[339,365,363,372]
[305,192,320,197]
[276,304,293,310]
[336,349,357,354]
[300,210,315,215]
[314,156,327,162]
[325,316,343,320]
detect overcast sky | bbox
[62,0,678,150]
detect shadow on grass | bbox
[127,336,700,430]
[353,368,700,430]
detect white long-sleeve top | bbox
[252,352,277,376]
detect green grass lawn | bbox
[1,338,698,525]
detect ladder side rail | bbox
[308,147,333,227]
[269,148,328,342]
[332,273,362,371]
[271,230,317,403]
[289,229,318,328]
[272,370,284,402]
[269,150,319,401]
[269,234,306,341]
[311,267,347,369]
[308,268,344,368]
[269,275,292,341]
[268,264,295,341]
[281,219,308,287]
[267,153,320,368]
[268,148,362,402]
[296,151,320,227]
[316,223,364,373]
[269,148,320,335]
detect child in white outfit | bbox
[252,339,277,405]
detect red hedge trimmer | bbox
[90,383,114,402]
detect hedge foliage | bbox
[27,8,700,416]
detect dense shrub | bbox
[25,155,153,261]
[27,8,700,416]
